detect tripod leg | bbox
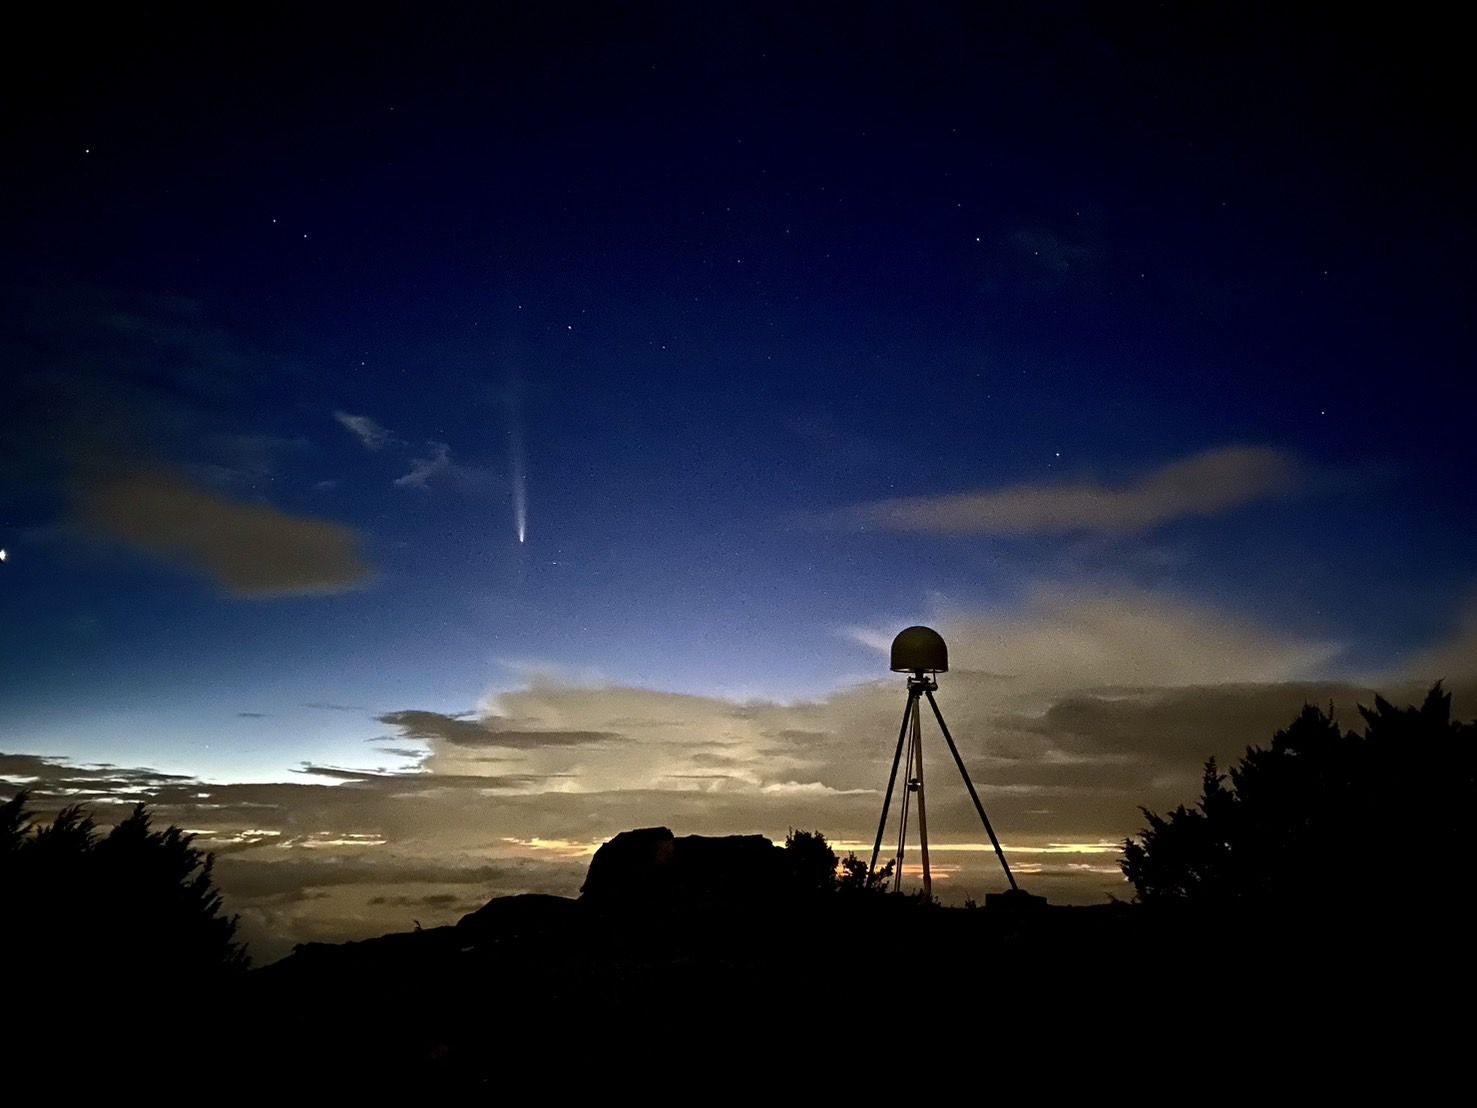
[893,704,915,893]
[924,688,1018,891]
[913,691,931,900]
[869,689,916,879]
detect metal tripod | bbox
[868,671,1018,896]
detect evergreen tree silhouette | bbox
[0,792,247,989]
[1121,683,1475,908]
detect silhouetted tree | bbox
[1122,683,1475,909]
[1,791,29,856]
[0,792,247,988]
[1119,757,1238,905]
[776,829,898,896]
[784,828,839,895]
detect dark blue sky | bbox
[4,4,1474,783]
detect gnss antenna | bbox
[869,626,1018,897]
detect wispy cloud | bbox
[333,410,395,451]
[821,445,1300,536]
[842,585,1343,690]
[76,469,373,596]
[393,442,453,489]
[378,709,622,749]
[837,625,895,653]
[393,441,490,491]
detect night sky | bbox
[4,5,1474,957]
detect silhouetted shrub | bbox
[1121,683,1475,910]
[0,792,247,987]
[836,852,894,894]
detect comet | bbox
[507,389,528,545]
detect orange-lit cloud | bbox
[77,469,372,596]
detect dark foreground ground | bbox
[9,825,1466,1090]
[209,890,1467,1090]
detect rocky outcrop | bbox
[579,825,787,906]
[456,892,578,937]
